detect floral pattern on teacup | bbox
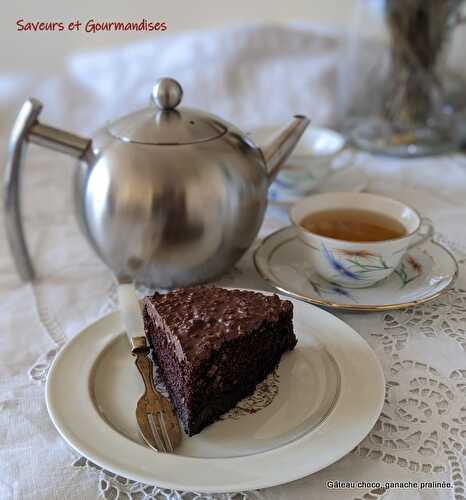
[322,244,392,283]
[302,250,425,302]
[306,278,358,302]
[394,255,424,288]
[321,244,424,287]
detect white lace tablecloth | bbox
[0,24,465,500]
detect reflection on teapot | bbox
[5,78,309,288]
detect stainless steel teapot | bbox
[5,78,309,288]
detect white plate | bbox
[46,289,384,493]
[254,227,458,311]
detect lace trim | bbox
[30,284,66,345]
[372,288,466,355]
[353,355,465,496]
[353,486,388,500]
[28,346,61,384]
[73,456,257,500]
[28,284,66,384]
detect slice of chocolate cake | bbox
[143,287,296,436]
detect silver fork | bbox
[131,336,182,453]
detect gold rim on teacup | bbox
[289,193,434,289]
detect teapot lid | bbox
[108,78,227,145]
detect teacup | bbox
[289,192,433,288]
[249,126,346,195]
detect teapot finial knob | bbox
[152,78,183,110]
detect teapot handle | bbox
[4,98,91,281]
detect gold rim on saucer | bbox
[253,226,459,312]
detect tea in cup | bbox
[290,193,433,288]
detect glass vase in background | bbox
[337,0,466,157]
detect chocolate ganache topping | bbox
[144,287,292,365]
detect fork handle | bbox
[133,350,155,396]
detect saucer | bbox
[254,226,458,311]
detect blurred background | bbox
[1,0,355,75]
[1,0,466,155]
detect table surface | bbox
[0,24,465,500]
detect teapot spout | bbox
[260,115,310,185]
